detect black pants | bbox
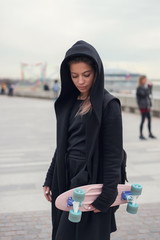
[140,111,151,136]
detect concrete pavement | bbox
[0,95,160,239]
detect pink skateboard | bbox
[55,183,142,222]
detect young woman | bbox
[43,40,123,240]
[136,75,156,140]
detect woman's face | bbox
[141,77,147,85]
[70,62,95,96]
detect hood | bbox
[55,40,105,123]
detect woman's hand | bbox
[92,207,100,213]
[89,205,100,213]
[43,186,52,202]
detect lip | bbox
[78,86,86,90]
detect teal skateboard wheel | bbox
[73,188,86,203]
[131,184,143,195]
[127,202,139,214]
[68,209,82,223]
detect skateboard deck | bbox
[55,183,141,212]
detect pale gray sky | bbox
[1,0,160,79]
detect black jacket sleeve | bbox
[43,149,57,188]
[92,100,123,212]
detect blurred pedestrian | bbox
[43,40,123,240]
[1,82,7,95]
[8,84,14,96]
[52,80,60,100]
[136,75,156,140]
[43,83,50,91]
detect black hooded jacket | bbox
[136,85,152,109]
[44,40,123,240]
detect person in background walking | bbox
[8,83,14,96]
[136,75,156,140]
[53,79,60,100]
[43,82,50,91]
[1,82,7,95]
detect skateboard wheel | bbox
[73,189,86,203]
[127,202,139,214]
[131,184,143,195]
[68,209,82,223]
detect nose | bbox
[78,76,85,85]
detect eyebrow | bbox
[71,70,91,74]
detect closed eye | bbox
[84,74,90,78]
[71,75,78,78]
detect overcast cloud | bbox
[0,0,160,79]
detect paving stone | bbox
[24,234,38,239]
[0,227,11,232]
[13,237,24,240]
[11,226,24,231]
[139,229,150,234]
[0,237,12,240]
[0,232,5,237]
[4,231,17,236]
[38,233,51,238]
[126,236,137,240]
[150,228,160,233]
[16,230,27,235]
